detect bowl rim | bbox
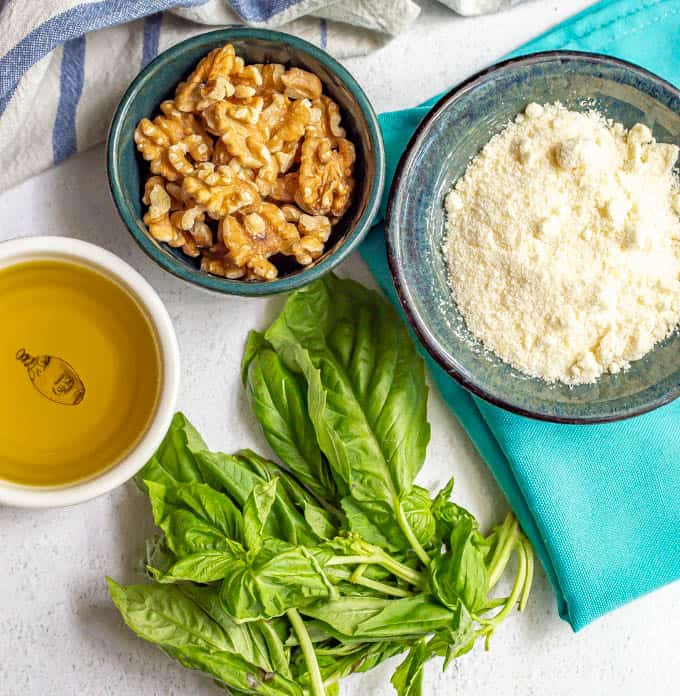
[107,27,385,297]
[385,49,680,425]
[0,236,180,507]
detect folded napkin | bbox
[0,0,426,193]
[361,0,680,630]
[0,0,535,194]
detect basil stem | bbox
[487,514,519,589]
[519,536,534,612]
[480,537,529,650]
[326,568,413,598]
[287,608,326,696]
[395,498,431,566]
[326,553,425,589]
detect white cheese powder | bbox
[444,102,680,384]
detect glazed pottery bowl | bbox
[108,28,384,296]
[386,51,680,423]
[0,236,179,507]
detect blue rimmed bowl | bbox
[108,28,384,296]
[386,51,680,423]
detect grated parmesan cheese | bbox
[444,102,680,384]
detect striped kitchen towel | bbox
[0,0,424,192]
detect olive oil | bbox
[0,260,161,486]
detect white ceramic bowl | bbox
[0,236,180,508]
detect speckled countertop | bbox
[1,1,678,694]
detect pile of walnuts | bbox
[134,43,356,280]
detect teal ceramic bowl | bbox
[108,28,384,296]
[386,51,680,423]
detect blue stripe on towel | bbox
[53,36,86,164]
[320,18,327,49]
[0,0,207,116]
[229,0,302,22]
[142,12,163,68]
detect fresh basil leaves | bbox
[108,275,534,696]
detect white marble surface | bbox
[1,1,678,694]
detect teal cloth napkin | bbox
[360,0,680,631]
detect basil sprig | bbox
[108,275,534,695]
